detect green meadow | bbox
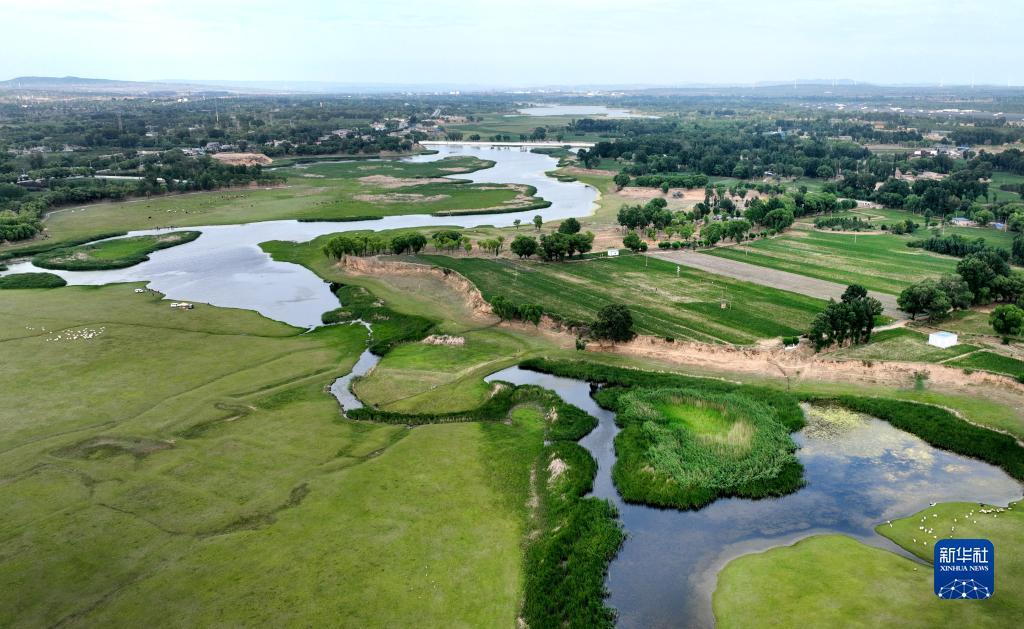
[1,155,541,252]
[0,284,542,627]
[714,500,1023,627]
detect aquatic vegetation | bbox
[613,388,803,509]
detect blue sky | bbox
[3,0,1022,86]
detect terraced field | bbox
[705,230,957,294]
[417,254,827,344]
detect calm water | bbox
[328,321,379,413]
[485,367,1022,628]
[1,146,597,328]
[516,104,658,118]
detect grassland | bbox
[831,328,979,362]
[417,254,827,344]
[705,230,958,294]
[0,155,541,252]
[32,230,200,270]
[714,500,1024,627]
[265,234,566,413]
[446,112,614,143]
[0,284,545,627]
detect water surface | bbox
[516,104,657,118]
[486,366,1021,628]
[1,146,597,328]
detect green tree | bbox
[990,304,1024,340]
[533,214,543,231]
[591,304,635,342]
[623,232,644,252]
[510,235,538,258]
[613,173,630,189]
[558,217,581,234]
[513,219,521,230]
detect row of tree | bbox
[808,285,884,351]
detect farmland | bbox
[705,229,958,294]
[830,328,979,363]
[416,254,827,344]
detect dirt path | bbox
[650,249,904,319]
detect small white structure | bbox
[607,248,620,257]
[170,302,194,310]
[928,331,958,349]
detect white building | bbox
[928,331,958,349]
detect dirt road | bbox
[650,249,904,319]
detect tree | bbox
[841,284,868,303]
[990,304,1024,340]
[591,304,635,342]
[897,279,950,320]
[510,235,538,258]
[957,250,1010,303]
[539,232,570,261]
[701,222,724,246]
[1013,234,1024,266]
[762,208,795,231]
[613,173,630,189]
[513,219,521,230]
[533,214,543,231]
[623,232,644,253]
[972,208,994,226]
[936,274,974,311]
[558,217,581,234]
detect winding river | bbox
[4,146,1021,626]
[485,367,1021,628]
[0,146,597,328]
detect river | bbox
[0,145,597,328]
[485,366,1022,628]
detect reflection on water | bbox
[486,367,1022,629]
[0,146,597,328]
[516,104,658,118]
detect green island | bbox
[609,388,803,508]
[32,230,200,270]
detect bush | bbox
[0,272,67,289]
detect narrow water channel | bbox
[485,366,1022,628]
[328,321,380,413]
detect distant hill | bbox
[0,76,264,96]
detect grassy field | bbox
[0,155,540,252]
[32,230,199,270]
[706,230,958,294]
[714,500,1023,627]
[831,328,979,363]
[0,284,543,627]
[416,254,827,345]
[989,170,1024,203]
[809,207,1018,250]
[948,350,1024,379]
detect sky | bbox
[3,0,1022,88]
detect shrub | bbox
[0,272,67,289]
